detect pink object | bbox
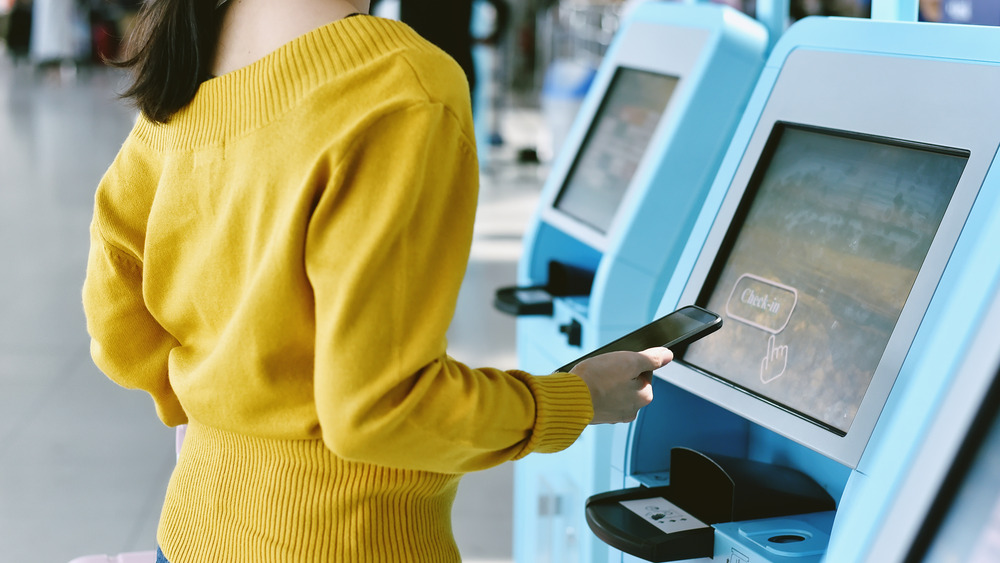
[67,551,156,563]
[175,424,187,458]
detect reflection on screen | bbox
[553,67,679,234]
[683,124,968,433]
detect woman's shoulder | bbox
[294,16,473,131]
[136,16,473,150]
[335,16,471,109]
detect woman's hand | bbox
[570,347,673,424]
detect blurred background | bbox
[0,0,990,561]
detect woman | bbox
[82,0,671,561]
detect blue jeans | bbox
[156,547,169,563]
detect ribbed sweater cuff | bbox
[514,371,593,458]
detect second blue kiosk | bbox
[499,3,771,562]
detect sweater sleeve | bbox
[82,158,187,427]
[306,102,593,473]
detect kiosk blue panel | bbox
[506,3,769,563]
[602,15,1000,563]
[834,185,1000,562]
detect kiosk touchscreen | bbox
[590,15,1000,563]
[679,122,967,465]
[503,4,770,563]
[547,68,679,238]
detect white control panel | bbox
[620,497,709,534]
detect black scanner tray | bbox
[585,448,836,562]
[493,260,594,316]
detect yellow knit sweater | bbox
[82,15,593,562]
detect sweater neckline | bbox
[134,15,428,149]
[202,11,363,81]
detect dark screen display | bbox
[553,67,679,234]
[683,124,968,433]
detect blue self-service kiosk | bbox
[584,14,1000,563]
[497,3,770,563]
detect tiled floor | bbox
[0,53,548,563]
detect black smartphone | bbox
[555,305,722,373]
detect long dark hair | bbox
[114,0,221,123]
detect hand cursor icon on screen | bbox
[760,334,788,384]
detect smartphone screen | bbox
[555,305,722,373]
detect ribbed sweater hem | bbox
[158,421,462,563]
